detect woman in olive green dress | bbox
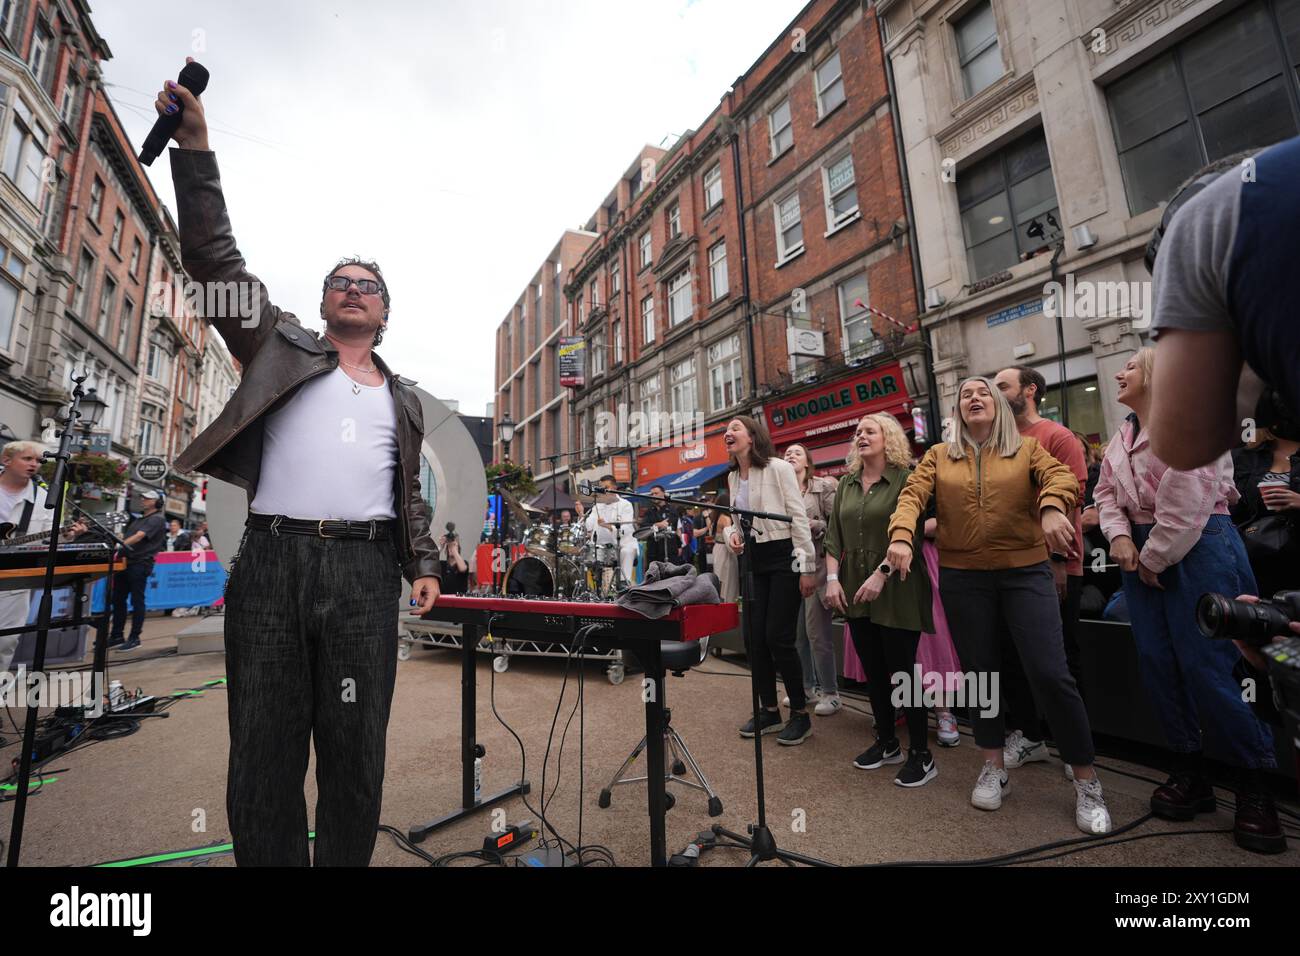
[824,412,936,787]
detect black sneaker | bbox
[894,749,937,788]
[739,710,784,738]
[777,711,812,746]
[853,739,903,770]
[115,640,142,653]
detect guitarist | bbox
[0,441,57,672]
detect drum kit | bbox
[497,488,628,600]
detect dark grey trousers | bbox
[939,562,1095,766]
[223,525,402,866]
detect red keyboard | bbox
[430,595,738,643]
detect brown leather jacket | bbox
[168,148,439,583]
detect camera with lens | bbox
[1197,591,1300,644]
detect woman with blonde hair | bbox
[824,413,937,786]
[1095,349,1281,854]
[886,377,1112,833]
[781,442,841,715]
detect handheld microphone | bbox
[138,60,210,166]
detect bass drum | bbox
[505,555,581,598]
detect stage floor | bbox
[5,612,1296,868]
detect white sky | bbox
[93,0,804,416]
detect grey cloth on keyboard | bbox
[615,563,721,619]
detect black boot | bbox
[1234,769,1286,855]
[1150,751,1216,821]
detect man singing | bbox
[156,62,439,867]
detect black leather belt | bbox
[247,513,395,540]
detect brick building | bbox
[0,0,110,444]
[731,0,932,475]
[492,230,595,496]
[563,0,932,492]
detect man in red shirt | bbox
[993,366,1089,772]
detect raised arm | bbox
[157,61,292,366]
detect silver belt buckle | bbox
[318,519,342,538]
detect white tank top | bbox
[250,367,398,520]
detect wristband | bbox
[826,573,838,582]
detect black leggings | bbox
[744,539,807,712]
[846,617,927,750]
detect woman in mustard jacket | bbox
[886,377,1111,835]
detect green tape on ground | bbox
[0,776,59,792]
[95,831,316,868]
[171,690,204,697]
[202,678,227,687]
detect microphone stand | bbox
[6,376,123,867]
[597,481,831,867]
[63,501,134,721]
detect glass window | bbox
[704,163,723,208]
[129,238,142,276]
[639,373,662,421]
[97,275,116,336]
[89,176,103,221]
[611,259,620,294]
[641,294,655,345]
[816,51,845,116]
[957,128,1061,278]
[838,273,875,360]
[118,297,133,354]
[769,98,793,157]
[708,334,743,411]
[1107,0,1300,214]
[955,1,1001,98]
[639,230,652,268]
[0,273,18,351]
[708,241,728,300]
[670,356,697,416]
[775,193,803,260]
[612,318,623,364]
[823,153,858,228]
[668,202,681,238]
[73,250,94,316]
[667,269,692,327]
[111,211,124,253]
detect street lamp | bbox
[498,413,515,462]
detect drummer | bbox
[574,475,638,585]
[639,485,683,565]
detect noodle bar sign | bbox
[764,363,909,445]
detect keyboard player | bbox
[0,441,68,673]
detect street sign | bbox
[134,457,168,483]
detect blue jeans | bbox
[1121,514,1275,769]
[796,592,836,697]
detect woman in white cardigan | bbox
[723,416,818,745]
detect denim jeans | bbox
[110,561,153,642]
[796,591,837,697]
[1120,514,1275,769]
[223,525,403,866]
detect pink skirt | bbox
[840,540,963,694]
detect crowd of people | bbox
[652,354,1290,852]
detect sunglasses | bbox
[324,275,384,296]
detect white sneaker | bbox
[1064,763,1075,781]
[971,761,1010,811]
[783,691,819,708]
[1003,729,1049,768]
[814,694,841,716]
[936,712,960,747]
[1074,775,1112,834]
